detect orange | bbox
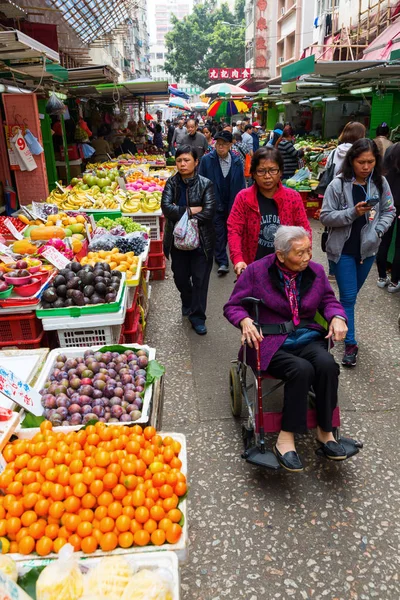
[6,517,21,535]
[69,459,83,474]
[77,521,93,538]
[107,463,121,477]
[107,502,122,520]
[159,484,173,499]
[99,517,114,533]
[41,481,53,498]
[9,542,18,554]
[81,493,96,509]
[8,500,24,518]
[122,506,135,519]
[151,529,166,546]
[82,470,94,486]
[95,451,110,468]
[99,427,113,442]
[16,527,29,542]
[166,472,178,486]
[121,461,135,475]
[64,496,81,513]
[28,520,46,540]
[103,473,118,490]
[98,492,113,507]
[92,528,103,543]
[163,447,175,463]
[21,470,36,485]
[44,524,59,540]
[150,505,165,522]
[141,449,154,466]
[64,514,81,532]
[165,523,182,544]
[81,535,98,554]
[129,519,143,535]
[89,480,104,497]
[53,537,67,553]
[18,535,35,555]
[131,425,143,435]
[68,534,81,551]
[45,468,58,482]
[144,426,156,440]
[152,472,167,488]
[122,475,137,490]
[115,515,130,533]
[49,501,65,520]
[40,458,54,476]
[79,509,94,523]
[133,529,150,547]
[15,454,30,470]
[7,481,23,496]
[94,505,108,521]
[23,493,39,510]
[87,433,100,446]
[118,531,134,549]
[132,490,145,508]
[134,460,146,477]
[58,526,70,539]
[126,441,140,455]
[168,509,182,524]
[170,457,183,470]
[21,511,37,527]
[35,498,51,517]
[147,487,159,502]
[70,473,84,487]
[159,518,173,533]
[112,484,126,501]
[100,532,118,552]
[73,482,87,498]
[163,495,179,511]
[175,481,187,497]
[143,519,158,534]
[2,446,15,464]
[135,506,149,524]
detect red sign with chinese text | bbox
[208,68,252,80]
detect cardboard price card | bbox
[0,366,42,416]
[4,218,23,240]
[41,246,70,269]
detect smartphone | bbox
[365,197,379,207]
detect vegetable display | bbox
[0,421,185,556]
[96,217,147,234]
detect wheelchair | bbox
[229,297,363,471]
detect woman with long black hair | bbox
[320,139,395,367]
[376,142,400,292]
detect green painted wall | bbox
[38,99,57,192]
[267,107,279,130]
[370,93,394,135]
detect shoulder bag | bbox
[173,192,200,251]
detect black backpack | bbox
[315,149,336,196]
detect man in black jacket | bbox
[166,119,175,156]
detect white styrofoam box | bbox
[0,348,49,410]
[11,432,188,564]
[16,344,156,433]
[16,550,180,599]
[41,287,128,331]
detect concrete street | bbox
[146,221,400,600]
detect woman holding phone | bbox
[320,139,395,367]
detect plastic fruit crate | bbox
[0,330,48,350]
[124,323,144,344]
[148,252,165,269]
[56,325,123,348]
[124,301,140,332]
[147,256,166,280]
[121,213,162,240]
[149,234,164,254]
[0,313,43,343]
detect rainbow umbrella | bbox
[207,99,250,118]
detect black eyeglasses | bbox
[255,168,280,176]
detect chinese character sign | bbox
[0,366,42,416]
[208,68,252,80]
[255,0,270,76]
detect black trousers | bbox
[376,209,400,283]
[170,246,213,325]
[267,340,340,434]
[214,210,229,266]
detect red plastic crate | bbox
[0,313,43,343]
[147,255,166,280]
[147,252,165,269]
[124,302,140,332]
[0,330,48,350]
[149,234,164,255]
[124,324,143,344]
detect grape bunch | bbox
[97,216,146,234]
[115,237,147,254]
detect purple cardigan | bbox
[223,254,347,371]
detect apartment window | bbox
[286,32,295,60]
[245,41,253,63]
[156,52,163,59]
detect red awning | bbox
[362,19,400,60]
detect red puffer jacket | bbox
[227,183,312,266]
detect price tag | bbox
[0,242,13,256]
[41,246,70,269]
[85,194,96,204]
[0,255,15,265]
[56,181,66,193]
[88,215,96,230]
[85,222,92,240]
[117,177,127,191]
[4,218,23,240]
[0,366,42,416]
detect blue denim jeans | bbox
[330,254,375,345]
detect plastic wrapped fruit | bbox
[0,555,18,582]
[36,544,84,600]
[121,569,173,600]
[83,557,133,598]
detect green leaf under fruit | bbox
[21,413,45,429]
[18,566,46,599]
[145,360,165,388]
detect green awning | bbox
[282,56,315,82]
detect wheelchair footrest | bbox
[243,446,281,470]
[315,437,362,460]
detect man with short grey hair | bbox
[181,119,208,159]
[171,119,187,149]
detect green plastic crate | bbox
[36,275,126,318]
[79,210,122,222]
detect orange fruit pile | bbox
[0,422,186,556]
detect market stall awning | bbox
[168,86,190,100]
[39,0,131,44]
[68,79,170,103]
[0,29,59,63]
[362,19,400,61]
[66,65,119,86]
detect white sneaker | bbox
[377,276,390,288]
[388,281,400,293]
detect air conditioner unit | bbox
[279,56,285,64]
[281,7,285,15]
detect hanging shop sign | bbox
[208,68,252,80]
[254,0,270,78]
[4,125,26,171]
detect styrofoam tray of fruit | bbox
[40,287,128,331]
[36,273,126,318]
[17,344,156,432]
[125,256,143,287]
[10,432,188,563]
[15,549,180,599]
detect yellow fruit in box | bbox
[12,240,37,254]
[71,239,83,253]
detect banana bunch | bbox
[121,197,142,213]
[141,196,160,213]
[62,190,93,210]
[48,189,70,206]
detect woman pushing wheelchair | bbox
[224,225,351,473]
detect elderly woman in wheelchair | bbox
[224,225,352,473]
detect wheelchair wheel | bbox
[229,366,242,417]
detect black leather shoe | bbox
[191,322,207,335]
[316,440,347,460]
[273,446,304,472]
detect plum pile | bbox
[40,348,149,427]
[41,261,122,308]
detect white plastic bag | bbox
[173,210,200,251]
[36,544,84,600]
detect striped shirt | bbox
[219,152,232,177]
